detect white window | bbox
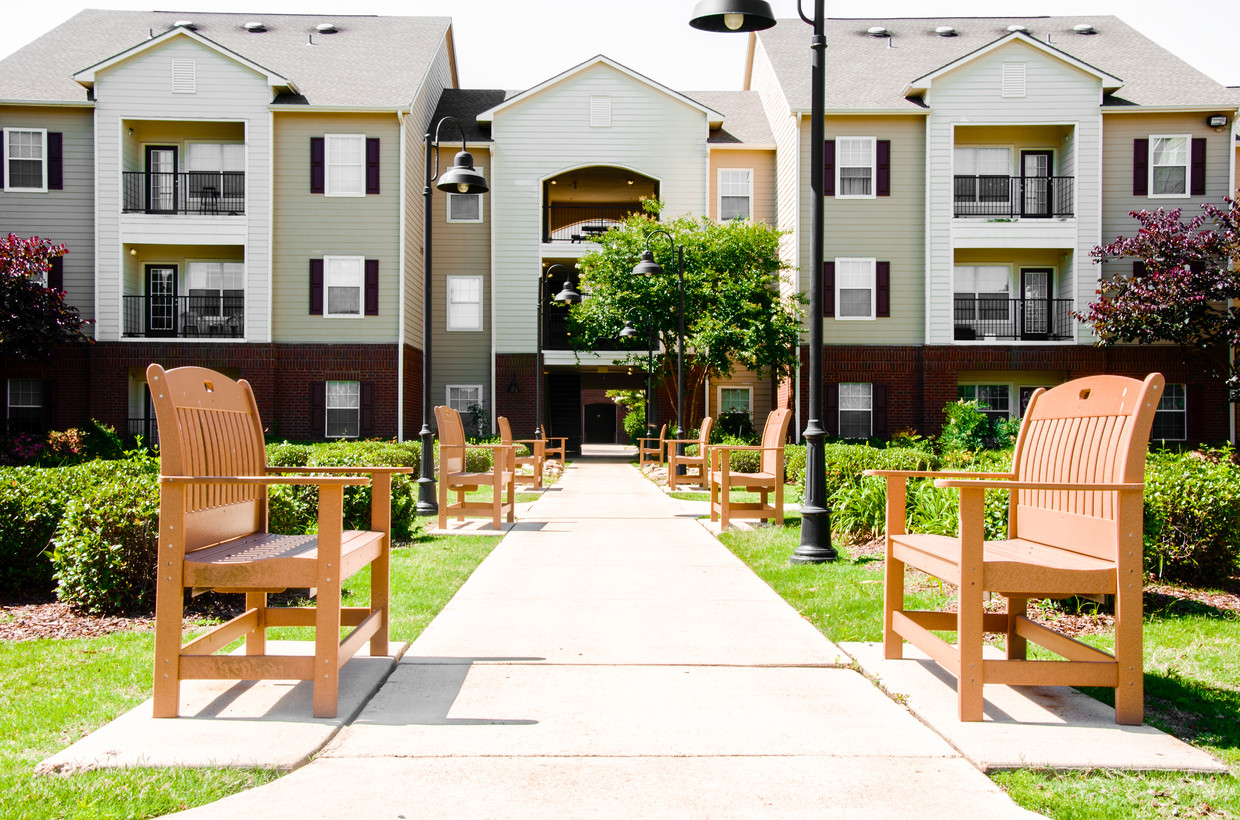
[839,383,872,440]
[953,147,1012,204]
[7,379,43,434]
[447,165,484,222]
[954,265,1011,327]
[718,386,752,416]
[1001,62,1026,98]
[836,136,875,198]
[171,59,196,93]
[1151,383,1186,441]
[4,128,47,192]
[187,261,244,321]
[1150,135,1190,198]
[835,258,876,320]
[446,275,483,331]
[446,385,483,414]
[324,255,364,317]
[325,134,365,196]
[718,169,752,220]
[325,381,360,439]
[590,96,612,128]
[957,384,1012,424]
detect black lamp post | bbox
[692,0,837,562]
[620,307,659,438]
[632,229,686,469]
[417,117,488,515]
[536,264,580,441]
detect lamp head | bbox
[437,150,488,194]
[689,0,776,32]
[631,248,664,278]
[554,280,582,304]
[619,320,639,338]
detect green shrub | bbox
[715,409,756,443]
[937,400,991,453]
[0,466,83,591]
[829,477,888,542]
[1143,447,1240,584]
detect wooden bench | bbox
[498,416,545,489]
[866,373,1163,724]
[540,426,567,465]
[638,423,668,468]
[665,417,713,490]
[707,408,792,530]
[436,405,516,531]
[146,364,409,719]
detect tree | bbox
[1081,198,1240,397]
[0,234,90,359]
[571,206,803,422]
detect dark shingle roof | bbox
[429,89,513,142]
[688,91,775,145]
[757,16,1237,111]
[0,9,451,106]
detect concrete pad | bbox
[37,641,405,773]
[332,664,955,759]
[843,641,1229,774]
[170,755,1040,819]
[425,519,515,536]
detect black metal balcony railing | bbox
[953,176,1073,218]
[953,297,1075,341]
[542,311,622,351]
[123,171,245,214]
[127,418,159,448]
[122,294,244,338]
[543,204,649,243]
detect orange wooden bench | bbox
[638,422,668,468]
[435,405,515,531]
[498,416,545,488]
[707,408,792,530]
[540,426,567,465]
[866,373,1163,724]
[146,364,409,719]
[665,417,713,490]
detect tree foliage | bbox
[0,234,90,359]
[570,206,802,419]
[1081,199,1240,394]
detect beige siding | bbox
[708,148,775,225]
[0,105,95,326]
[708,366,775,423]
[747,38,800,299]
[272,112,401,343]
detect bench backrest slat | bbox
[760,408,792,474]
[435,406,467,473]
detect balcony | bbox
[542,311,623,351]
[953,297,1075,341]
[543,204,650,244]
[953,176,1073,218]
[122,294,244,339]
[123,171,245,215]
[127,418,159,448]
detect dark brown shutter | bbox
[42,380,57,433]
[309,259,324,315]
[0,134,4,187]
[359,381,375,436]
[822,261,835,317]
[364,259,379,315]
[876,140,891,196]
[1190,138,1206,196]
[48,256,64,291]
[823,140,835,197]
[310,137,325,193]
[875,261,890,318]
[1132,260,1147,278]
[365,138,380,195]
[1186,383,1204,443]
[872,383,888,439]
[1132,139,1148,196]
[47,133,63,190]
[824,383,839,436]
[309,381,326,437]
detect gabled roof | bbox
[0,10,453,107]
[477,55,723,126]
[687,91,775,145]
[754,16,1237,112]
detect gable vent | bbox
[244,21,267,32]
[1001,62,1026,98]
[172,59,196,94]
[935,26,957,37]
[1073,23,1096,35]
[1007,24,1028,33]
[316,22,339,34]
[590,96,612,128]
[867,26,889,37]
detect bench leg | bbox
[882,477,907,661]
[956,490,986,722]
[1114,580,1144,725]
[1005,596,1027,660]
[314,489,344,719]
[370,471,391,657]
[153,491,186,718]
[245,592,267,656]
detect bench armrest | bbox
[162,475,369,486]
[270,466,413,475]
[934,478,1144,491]
[863,469,1013,479]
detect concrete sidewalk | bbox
[171,454,1039,819]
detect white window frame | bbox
[953,264,1013,329]
[835,136,876,199]
[4,128,48,192]
[323,255,364,318]
[447,165,484,222]
[7,378,44,434]
[446,385,483,414]
[838,382,872,440]
[324,133,365,197]
[446,275,483,331]
[834,257,876,321]
[717,385,752,417]
[1149,135,1191,199]
[717,168,753,221]
[1151,382,1187,441]
[957,383,1013,420]
[325,380,360,439]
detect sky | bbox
[2,0,1238,93]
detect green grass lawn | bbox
[0,532,496,820]
[719,513,1240,820]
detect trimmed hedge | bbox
[1144,447,1240,585]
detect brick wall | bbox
[495,353,537,437]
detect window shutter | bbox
[824,383,839,436]
[1,135,5,187]
[360,381,375,436]
[1132,260,1147,278]
[1190,138,1206,196]
[876,140,891,196]
[365,138,380,195]
[872,383,888,439]
[47,133,63,190]
[309,259,324,315]
[822,261,835,317]
[309,381,326,437]
[42,380,57,433]
[364,259,380,315]
[823,140,835,196]
[48,256,64,291]
[310,137,325,194]
[1132,139,1148,196]
[875,261,890,317]
[1186,383,1204,443]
